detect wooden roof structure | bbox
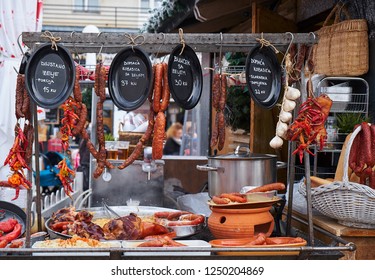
[143,0,337,34]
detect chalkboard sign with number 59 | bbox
[25,43,75,109]
[245,45,281,109]
[168,44,203,110]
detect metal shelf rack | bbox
[313,77,369,178]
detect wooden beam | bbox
[296,0,335,22]
[22,32,317,53]
[257,7,298,33]
[181,9,250,33]
[228,18,252,33]
[196,0,251,21]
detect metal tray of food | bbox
[123,240,211,256]
[45,206,205,240]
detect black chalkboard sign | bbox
[25,43,75,109]
[108,47,152,111]
[245,45,281,109]
[168,44,202,110]
[44,108,60,124]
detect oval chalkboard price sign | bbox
[108,47,152,111]
[245,45,281,109]
[25,43,75,109]
[168,44,203,110]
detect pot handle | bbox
[277,161,287,169]
[196,164,224,173]
[234,144,251,156]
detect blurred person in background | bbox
[163,122,183,155]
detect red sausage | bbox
[0,219,18,233]
[247,183,286,193]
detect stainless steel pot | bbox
[197,146,285,197]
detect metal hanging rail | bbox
[22,32,316,53]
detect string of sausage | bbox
[70,64,114,178]
[0,73,33,194]
[349,123,375,188]
[118,76,157,170]
[118,62,170,168]
[152,63,169,160]
[15,72,33,165]
[210,73,227,151]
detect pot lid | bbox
[209,145,277,160]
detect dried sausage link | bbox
[15,74,25,119]
[152,112,166,160]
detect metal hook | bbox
[309,32,316,41]
[219,32,223,74]
[281,32,294,67]
[97,32,104,60]
[155,33,166,59]
[13,66,19,75]
[70,31,80,58]
[17,34,25,56]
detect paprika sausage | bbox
[152,112,166,160]
[72,103,87,136]
[217,111,226,151]
[212,196,230,205]
[118,142,143,170]
[153,64,163,113]
[15,74,25,119]
[159,63,170,112]
[246,183,286,193]
[210,113,219,148]
[361,122,372,168]
[74,65,82,103]
[248,233,267,245]
[219,74,227,112]
[212,73,221,110]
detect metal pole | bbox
[286,141,296,235]
[25,186,32,248]
[304,152,314,246]
[33,102,42,231]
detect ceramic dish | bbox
[209,237,307,256]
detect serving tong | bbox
[102,202,121,218]
[0,209,5,220]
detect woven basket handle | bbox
[343,123,371,184]
[323,4,351,27]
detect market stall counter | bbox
[0,204,355,260]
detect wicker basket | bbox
[299,124,375,228]
[314,4,368,76]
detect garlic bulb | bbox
[285,87,301,101]
[282,99,296,112]
[279,110,292,123]
[269,136,283,149]
[276,121,288,138]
